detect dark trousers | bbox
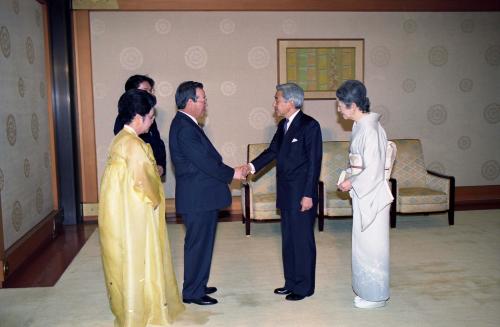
[181,210,218,299]
[280,206,317,296]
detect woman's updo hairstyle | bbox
[116,89,156,126]
[335,80,370,113]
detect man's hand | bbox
[240,164,249,177]
[300,196,313,212]
[157,165,164,177]
[233,165,249,180]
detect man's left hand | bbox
[300,196,313,212]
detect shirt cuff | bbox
[248,163,256,174]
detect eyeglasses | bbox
[196,96,207,102]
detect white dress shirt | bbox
[285,109,300,133]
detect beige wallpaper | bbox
[90,11,500,199]
[0,0,55,248]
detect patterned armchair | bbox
[317,141,352,231]
[241,143,280,235]
[390,139,455,227]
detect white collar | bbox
[286,110,300,126]
[179,110,199,125]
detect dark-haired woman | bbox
[113,75,167,179]
[99,89,184,326]
[336,80,394,309]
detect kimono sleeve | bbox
[350,129,386,199]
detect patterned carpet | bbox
[1,210,499,326]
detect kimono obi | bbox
[347,140,397,181]
[349,153,363,175]
[337,153,362,185]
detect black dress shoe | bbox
[274,287,292,295]
[285,293,306,301]
[183,295,218,305]
[205,286,217,295]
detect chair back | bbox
[247,143,276,194]
[320,141,350,190]
[390,139,427,188]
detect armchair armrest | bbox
[318,181,325,232]
[244,183,251,235]
[427,170,455,225]
[389,178,397,228]
[426,170,453,194]
[427,170,454,180]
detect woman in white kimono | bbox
[336,80,394,309]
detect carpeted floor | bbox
[1,210,499,326]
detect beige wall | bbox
[90,11,500,198]
[0,0,55,248]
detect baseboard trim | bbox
[455,185,500,210]
[81,186,500,223]
[3,210,61,281]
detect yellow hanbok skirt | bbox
[98,128,184,327]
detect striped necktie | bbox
[284,118,289,134]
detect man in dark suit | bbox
[169,81,245,305]
[114,75,167,177]
[248,83,322,301]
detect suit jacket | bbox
[252,110,322,210]
[169,112,233,213]
[114,118,167,176]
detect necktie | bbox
[284,118,289,134]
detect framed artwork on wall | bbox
[278,39,364,99]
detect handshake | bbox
[233,163,252,181]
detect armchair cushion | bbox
[391,139,427,188]
[253,193,277,211]
[398,187,448,205]
[324,190,352,216]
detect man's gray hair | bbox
[277,83,304,109]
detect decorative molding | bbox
[2,210,61,283]
[81,188,500,222]
[49,0,81,224]
[71,0,500,11]
[82,198,242,221]
[72,0,118,10]
[455,185,500,210]
[43,4,59,210]
[73,11,99,204]
[0,194,4,286]
[82,202,98,217]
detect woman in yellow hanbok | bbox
[99,89,185,326]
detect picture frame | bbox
[278,39,364,100]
